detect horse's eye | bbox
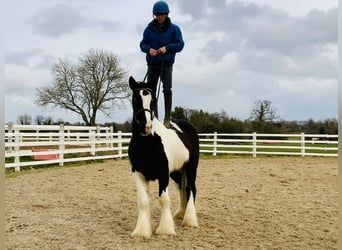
[143,90,150,96]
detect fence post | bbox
[59,124,64,166]
[7,122,13,153]
[301,132,305,157]
[213,132,217,156]
[90,130,96,156]
[14,129,20,172]
[118,131,123,158]
[252,132,257,158]
[96,125,101,149]
[109,126,114,148]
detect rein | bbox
[142,60,165,114]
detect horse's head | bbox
[129,76,156,136]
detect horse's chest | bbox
[128,133,189,175]
[160,134,189,172]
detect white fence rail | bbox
[5,125,338,171]
[199,132,338,158]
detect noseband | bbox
[134,108,154,126]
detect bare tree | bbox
[55,118,65,125]
[36,115,53,125]
[35,48,130,126]
[250,99,278,122]
[35,115,44,125]
[17,114,32,125]
[44,116,53,125]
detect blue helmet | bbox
[153,1,169,14]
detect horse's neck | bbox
[131,121,141,135]
[131,118,165,136]
[152,117,163,127]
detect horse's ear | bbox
[129,76,137,90]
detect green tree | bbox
[35,48,130,126]
[172,106,188,120]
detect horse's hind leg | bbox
[182,166,198,227]
[171,171,187,220]
[131,172,152,238]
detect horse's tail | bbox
[180,169,188,207]
[180,163,197,204]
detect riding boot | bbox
[163,91,172,128]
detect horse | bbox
[128,76,199,238]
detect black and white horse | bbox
[128,76,199,238]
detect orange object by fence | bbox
[31,148,58,161]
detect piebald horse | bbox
[128,76,199,238]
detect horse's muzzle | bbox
[144,123,152,135]
[135,108,153,136]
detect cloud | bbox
[178,1,337,81]
[29,3,119,38]
[6,49,56,70]
[29,4,86,37]
[4,1,337,123]
[245,8,337,54]
[177,1,337,50]
[5,64,50,94]
[171,1,337,121]
[5,49,43,66]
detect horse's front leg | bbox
[131,171,152,238]
[156,181,175,236]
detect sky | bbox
[4,0,338,125]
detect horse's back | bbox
[171,119,199,149]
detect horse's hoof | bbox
[131,229,152,239]
[181,217,199,228]
[155,227,176,236]
[173,210,185,220]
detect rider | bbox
[140,1,184,127]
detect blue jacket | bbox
[140,17,184,65]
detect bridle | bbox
[133,88,156,126]
[134,108,154,127]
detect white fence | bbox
[199,132,338,157]
[5,124,338,171]
[5,124,131,172]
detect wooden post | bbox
[252,132,257,158]
[301,133,305,157]
[118,131,123,158]
[14,129,20,172]
[213,132,217,156]
[90,130,96,156]
[109,126,114,148]
[59,124,65,166]
[7,122,13,153]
